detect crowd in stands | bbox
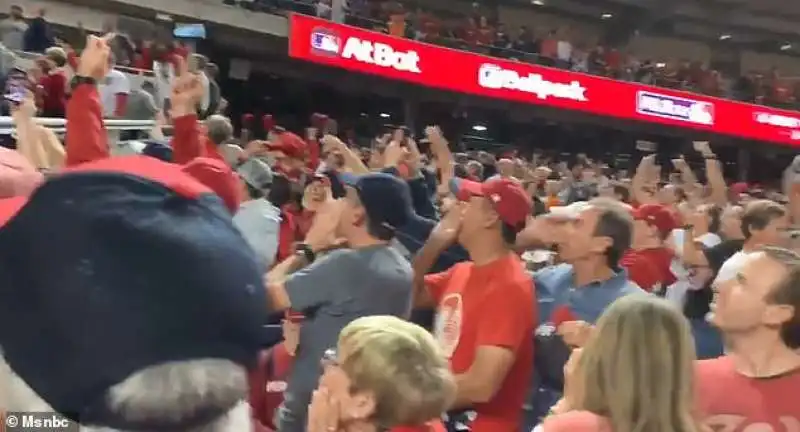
[0,4,223,127]
[0,30,798,432]
[222,0,800,109]
[1,0,798,125]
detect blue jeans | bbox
[690,318,724,359]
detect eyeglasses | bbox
[321,347,340,368]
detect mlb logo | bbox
[310,29,341,55]
[687,101,714,126]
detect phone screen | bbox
[4,70,27,105]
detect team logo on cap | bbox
[636,91,714,126]
[310,28,341,56]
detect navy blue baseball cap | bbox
[0,155,266,429]
[339,172,413,232]
[141,139,173,162]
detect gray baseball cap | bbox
[236,158,273,192]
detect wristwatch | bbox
[70,75,97,91]
[295,243,316,263]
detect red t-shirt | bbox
[477,26,494,45]
[620,247,676,294]
[696,356,800,431]
[540,38,558,58]
[137,46,153,70]
[39,71,67,114]
[248,344,295,431]
[461,26,479,45]
[604,50,622,70]
[424,253,535,432]
[391,421,447,432]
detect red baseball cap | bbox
[450,177,532,230]
[267,132,306,159]
[633,203,678,238]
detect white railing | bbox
[0,117,157,135]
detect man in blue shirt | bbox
[518,199,646,425]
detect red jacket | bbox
[65,84,110,166]
[64,86,225,166]
[171,115,225,165]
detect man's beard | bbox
[0,355,253,432]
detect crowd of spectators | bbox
[222,0,800,110]
[0,30,799,432]
[0,4,224,129]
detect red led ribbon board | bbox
[290,14,800,147]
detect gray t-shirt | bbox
[279,244,413,431]
[233,199,281,271]
[124,89,158,121]
[0,19,27,51]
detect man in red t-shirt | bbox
[621,203,677,294]
[696,248,800,430]
[249,316,301,432]
[412,177,536,432]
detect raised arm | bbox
[66,34,114,166]
[631,154,658,205]
[426,126,453,196]
[320,134,369,174]
[11,92,49,169]
[694,142,727,206]
[169,58,205,164]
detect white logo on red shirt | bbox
[478,63,588,102]
[435,293,463,358]
[265,381,287,393]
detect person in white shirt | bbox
[556,32,572,68]
[98,57,130,118]
[316,0,332,19]
[667,204,723,306]
[188,54,210,115]
[714,200,788,288]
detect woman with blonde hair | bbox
[308,315,456,432]
[539,295,705,432]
